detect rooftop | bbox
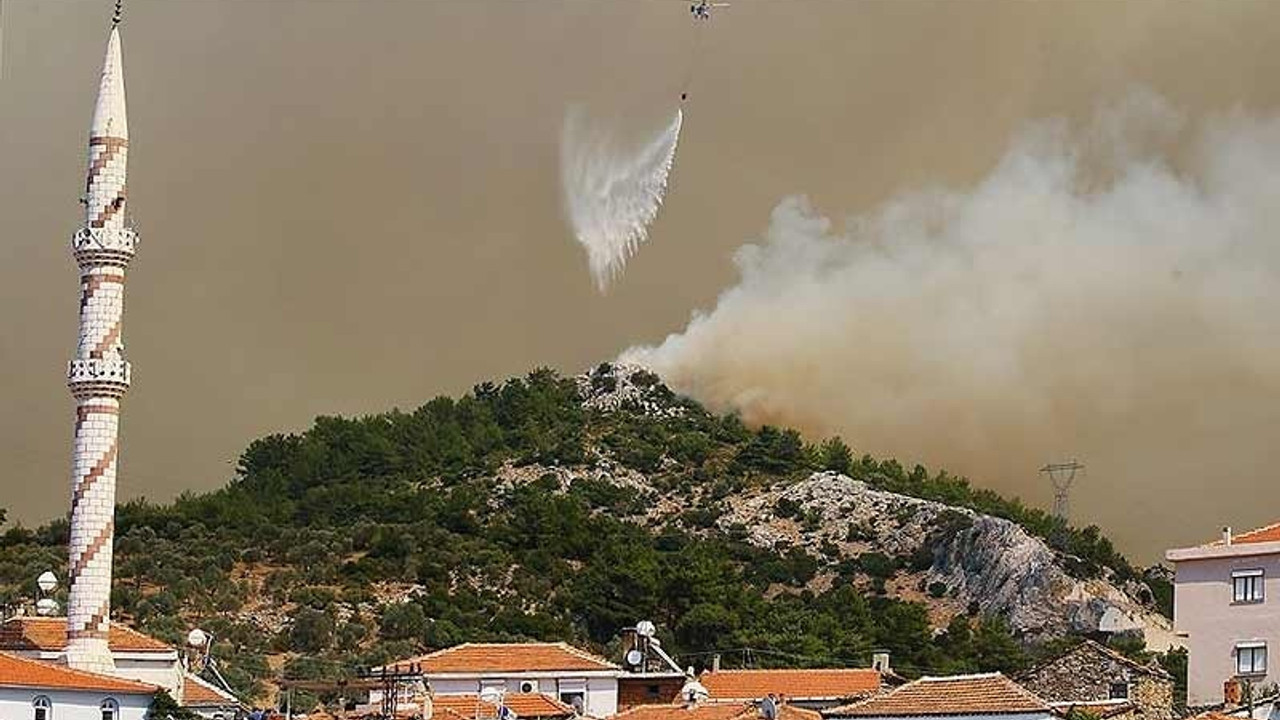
[0,616,172,654]
[182,673,241,708]
[1222,522,1280,546]
[701,669,882,701]
[1020,640,1171,681]
[385,643,619,674]
[0,650,157,694]
[614,701,822,720]
[824,673,1050,717]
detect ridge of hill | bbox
[0,364,1173,702]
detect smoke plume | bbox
[624,95,1280,556]
[561,106,683,292]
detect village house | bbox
[0,616,242,719]
[0,650,156,720]
[1017,639,1173,720]
[1167,523,1280,707]
[375,642,624,716]
[821,673,1055,720]
[697,668,885,710]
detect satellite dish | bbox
[36,571,57,593]
[35,598,59,616]
[625,649,645,667]
[187,628,210,648]
[636,620,656,638]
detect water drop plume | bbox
[560,106,683,292]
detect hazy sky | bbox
[3,0,1280,562]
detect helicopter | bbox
[690,0,729,21]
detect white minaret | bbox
[65,3,134,674]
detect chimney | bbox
[872,652,891,674]
[1224,527,1234,545]
[1224,678,1242,706]
[712,654,721,672]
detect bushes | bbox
[0,367,1141,697]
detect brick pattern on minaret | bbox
[65,24,135,675]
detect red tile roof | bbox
[432,693,575,718]
[0,617,172,653]
[826,674,1050,717]
[387,643,618,674]
[182,673,241,707]
[701,669,881,701]
[1223,523,1280,545]
[0,650,157,694]
[615,702,821,720]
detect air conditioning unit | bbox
[520,681,538,694]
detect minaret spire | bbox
[64,5,136,674]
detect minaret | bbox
[65,2,134,674]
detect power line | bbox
[1040,460,1084,521]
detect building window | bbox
[646,684,662,699]
[560,692,585,714]
[33,696,51,720]
[1109,682,1129,699]
[1233,569,1264,603]
[1237,643,1268,676]
[100,698,119,720]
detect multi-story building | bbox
[1167,523,1280,707]
[375,642,624,716]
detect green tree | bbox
[820,438,854,475]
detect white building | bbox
[822,673,1054,720]
[1167,523,1280,707]
[1,617,182,693]
[0,650,155,720]
[0,617,241,718]
[375,642,624,716]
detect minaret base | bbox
[65,637,116,675]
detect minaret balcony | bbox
[67,357,131,398]
[72,227,137,267]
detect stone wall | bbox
[1019,642,1172,720]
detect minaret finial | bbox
[112,0,122,26]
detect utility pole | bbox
[1040,460,1084,521]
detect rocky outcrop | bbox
[717,472,1171,642]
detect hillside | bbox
[0,364,1173,702]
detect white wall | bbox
[1174,553,1280,706]
[0,687,151,720]
[112,657,183,696]
[372,673,620,716]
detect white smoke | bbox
[560,106,683,292]
[623,94,1280,555]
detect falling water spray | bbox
[560,106,684,292]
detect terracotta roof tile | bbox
[615,702,821,720]
[0,650,157,694]
[825,674,1049,717]
[701,669,882,701]
[388,643,618,674]
[432,693,575,718]
[0,617,172,653]
[182,673,241,707]
[1221,523,1280,546]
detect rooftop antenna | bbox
[1040,460,1084,521]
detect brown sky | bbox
[2,0,1279,562]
